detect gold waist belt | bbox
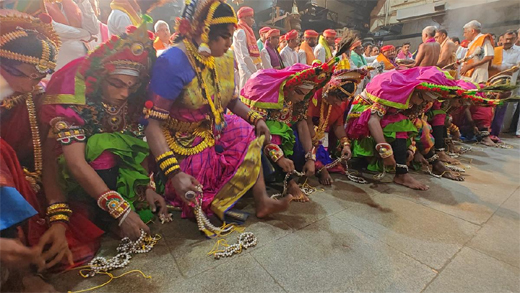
[165,117,204,133]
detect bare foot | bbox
[432,161,464,181]
[480,136,496,147]
[287,179,310,202]
[22,275,57,293]
[448,143,461,154]
[437,151,460,165]
[319,169,333,186]
[393,173,429,190]
[256,194,293,218]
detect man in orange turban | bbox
[257,26,271,52]
[233,6,261,89]
[280,30,300,67]
[376,45,398,71]
[298,30,318,65]
[261,29,284,69]
[314,29,336,63]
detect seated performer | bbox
[307,60,367,185]
[41,19,169,247]
[241,59,338,201]
[346,67,478,190]
[0,9,63,291]
[144,0,291,227]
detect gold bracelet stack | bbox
[375,143,393,159]
[156,151,181,177]
[97,191,131,219]
[47,202,72,225]
[246,110,264,126]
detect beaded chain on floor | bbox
[208,232,258,259]
[193,193,235,238]
[319,156,367,184]
[85,229,160,277]
[270,170,313,201]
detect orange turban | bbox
[304,30,319,38]
[460,39,470,48]
[335,38,341,45]
[237,6,254,19]
[381,45,395,52]
[285,29,298,40]
[266,29,280,38]
[259,26,271,34]
[323,29,336,38]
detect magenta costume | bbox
[147,47,264,222]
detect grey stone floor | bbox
[52,137,520,293]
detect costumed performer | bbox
[41,18,169,250]
[0,9,63,292]
[144,0,291,229]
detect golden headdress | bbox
[0,9,60,74]
[174,0,237,55]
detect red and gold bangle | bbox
[338,137,351,151]
[264,144,284,163]
[46,202,72,224]
[375,143,393,158]
[109,201,131,219]
[49,214,70,223]
[305,147,317,162]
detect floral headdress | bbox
[0,9,60,74]
[44,16,155,106]
[78,15,155,98]
[174,0,237,54]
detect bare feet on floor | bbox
[432,161,464,181]
[394,173,429,190]
[256,194,293,218]
[480,136,496,147]
[318,169,333,186]
[287,179,310,202]
[437,151,460,165]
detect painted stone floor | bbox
[51,136,520,293]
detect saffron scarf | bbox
[300,41,316,65]
[492,46,503,66]
[45,0,82,28]
[110,0,141,26]
[464,34,493,77]
[265,41,284,69]
[376,53,395,70]
[237,20,260,58]
[318,35,333,61]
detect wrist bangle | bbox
[46,202,72,225]
[156,151,181,177]
[147,172,156,191]
[375,143,393,159]
[264,144,284,163]
[305,147,317,162]
[118,208,132,226]
[247,110,264,126]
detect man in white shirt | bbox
[233,6,261,90]
[280,30,299,67]
[260,29,284,69]
[107,0,141,36]
[492,30,520,138]
[459,20,496,146]
[298,30,318,65]
[314,29,336,63]
[47,0,100,71]
[153,20,172,56]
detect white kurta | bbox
[462,33,494,83]
[313,43,326,63]
[260,48,273,69]
[280,46,299,67]
[52,0,99,72]
[107,9,133,36]
[232,29,258,90]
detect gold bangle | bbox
[47,203,69,211]
[156,151,175,162]
[49,214,70,223]
[164,164,180,176]
[159,157,179,171]
[46,208,73,216]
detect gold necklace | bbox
[313,99,332,146]
[24,95,43,192]
[0,94,26,110]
